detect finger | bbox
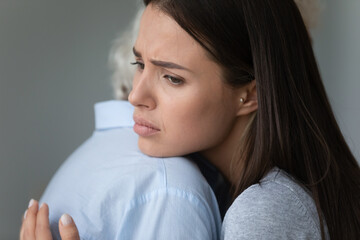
[19,209,27,240]
[20,199,39,240]
[59,214,80,240]
[35,203,52,240]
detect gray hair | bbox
[109,7,144,100]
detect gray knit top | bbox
[221,167,329,239]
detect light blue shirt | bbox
[40,100,221,240]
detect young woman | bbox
[127,0,359,239]
[21,0,360,239]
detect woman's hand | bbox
[20,199,80,240]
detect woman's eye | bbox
[165,75,184,86]
[130,61,144,70]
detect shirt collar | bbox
[94,100,134,130]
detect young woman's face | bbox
[129,5,239,157]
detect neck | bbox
[201,115,251,185]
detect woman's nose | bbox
[128,74,156,110]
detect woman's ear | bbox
[236,80,258,116]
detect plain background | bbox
[1,0,359,239]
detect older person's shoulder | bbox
[155,156,213,199]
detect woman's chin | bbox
[138,141,185,158]
[138,142,165,157]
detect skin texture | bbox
[129,5,257,179]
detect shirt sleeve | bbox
[116,188,220,240]
[221,184,321,240]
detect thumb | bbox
[58,214,80,240]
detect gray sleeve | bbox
[221,183,321,240]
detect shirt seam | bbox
[122,187,218,238]
[160,159,168,189]
[124,187,208,212]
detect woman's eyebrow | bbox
[133,47,192,72]
[133,47,142,57]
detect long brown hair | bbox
[144,0,360,239]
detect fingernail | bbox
[24,210,28,219]
[40,202,45,209]
[28,199,35,208]
[60,214,73,226]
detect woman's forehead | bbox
[135,5,210,67]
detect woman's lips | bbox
[133,116,160,137]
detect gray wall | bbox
[0,0,359,239]
[0,1,138,239]
[311,0,360,161]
